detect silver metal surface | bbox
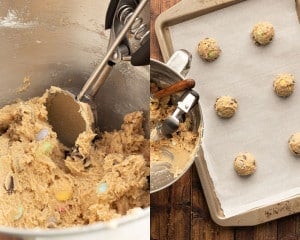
[46,90,88,147]
[175,91,199,114]
[150,50,202,193]
[151,90,199,141]
[166,49,192,77]
[77,0,149,101]
[164,91,199,133]
[84,63,113,100]
[0,0,149,238]
[117,3,150,50]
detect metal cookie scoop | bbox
[46,0,149,147]
[46,89,90,148]
[151,90,200,141]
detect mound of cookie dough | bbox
[215,96,238,119]
[234,152,256,176]
[150,83,198,177]
[197,37,221,62]
[0,87,149,228]
[288,132,300,156]
[252,22,274,45]
[273,73,295,97]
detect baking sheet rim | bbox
[155,0,243,62]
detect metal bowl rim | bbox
[150,58,204,193]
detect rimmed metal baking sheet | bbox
[155,0,300,226]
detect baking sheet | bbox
[169,0,300,218]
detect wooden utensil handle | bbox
[153,79,195,99]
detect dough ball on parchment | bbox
[273,73,295,97]
[214,96,238,119]
[288,132,300,156]
[234,152,256,176]
[252,21,274,45]
[197,37,221,62]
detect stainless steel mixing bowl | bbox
[150,50,203,193]
[0,0,149,239]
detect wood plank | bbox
[151,171,192,240]
[150,0,162,60]
[235,227,254,240]
[150,0,181,60]
[191,165,234,240]
[277,215,297,240]
[0,235,20,240]
[151,188,171,240]
[150,170,192,240]
[167,170,192,240]
[296,214,300,239]
[254,221,277,240]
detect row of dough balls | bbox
[234,133,300,177]
[214,73,295,119]
[197,22,274,62]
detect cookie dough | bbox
[150,83,199,179]
[197,37,221,62]
[288,132,300,156]
[234,152,256,176]
[252,22,274,45]
[0,87,149,228]
[273,73,295,97]
[214,96,238,119]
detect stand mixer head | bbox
[78,0,150,101]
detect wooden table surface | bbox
[150,1,300,240]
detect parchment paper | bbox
[170,0,300,217]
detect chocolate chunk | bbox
[4,174,14,195]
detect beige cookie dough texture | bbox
[197,37,221,62]
[252,22,274,45]
[0,88,149,228]
[288,132,300,156]
[234,152,256,176]
[215,96,238,119]
[273,73,295,97]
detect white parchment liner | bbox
[170,0,300,217]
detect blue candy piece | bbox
[96,182,108,194]
[36,128,49,141]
